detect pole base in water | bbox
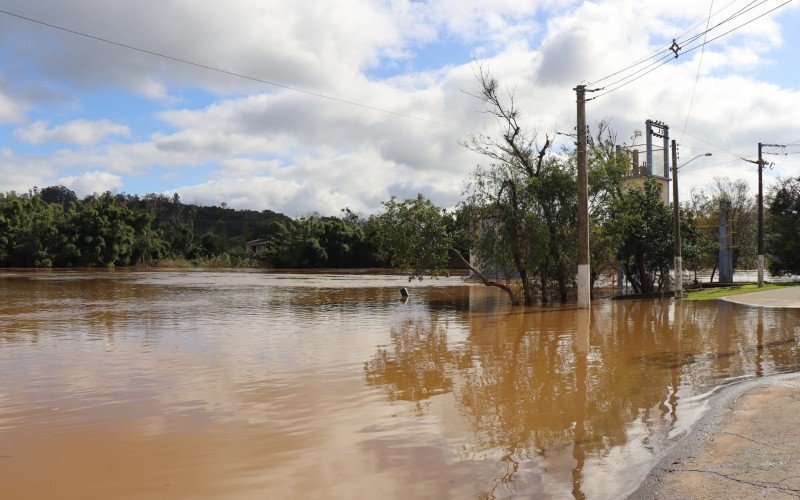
[674,256,683,298]
[577,264,590,309]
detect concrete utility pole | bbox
[747,143,783,287]
[757,142,765,287]
[672,147,712,298]
[671,140,681,298]
[575,85,590,309]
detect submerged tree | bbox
[371,194,519,302]
[370,66,563,305]
[372,66,644,304]
[458,65,554,305]
[606,179,673,293]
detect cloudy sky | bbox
[0,0,798,216]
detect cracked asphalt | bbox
[631,375,800,499]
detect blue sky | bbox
[0,0,798,215]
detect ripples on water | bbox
[0,270,799,499]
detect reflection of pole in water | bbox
[576,308,590,356]
[669,300,682,421]
[756,307,764,377]
[572,309,589,500]
[716,300,733,374]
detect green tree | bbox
[535,157,577,301]
[66,194,147,267]
[372,195,518,302]
[459,66,554,305]
[767,177,800,276]
[686,178,757,281]
[586,122,633,292]
[0,191,64,267]
[607,179,673,293]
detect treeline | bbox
[0,188,162,268]
[0,186,388,268]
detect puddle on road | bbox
[1,270,798,498]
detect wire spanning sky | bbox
[0,0,798,215]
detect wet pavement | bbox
[633,374,800,499]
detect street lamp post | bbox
[672,144,712,298]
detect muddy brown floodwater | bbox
[1,270,799,499]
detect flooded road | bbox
[1,270,799,499]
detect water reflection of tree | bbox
[455,305,688,498]
[363,299,800,498]
[364,319,457,412]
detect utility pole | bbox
[748,143,783,286]
[719,199,733,283]
[674,150,712,291]
[671,140,682,298]
[757,142,764,287]
[575,85,590,309]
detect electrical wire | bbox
[588,0,766,87]
[589,0,793,101]
[587,56,674,100]
[679,0,715,144]
[675,128,745,160]
[593,1,781,99]
[587,0,752,86]
[680,158,739,171]
[679,0,794,58]
[0,8,456,128]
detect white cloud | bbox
[0,91,23,123]
[0,148,56,192]
[0,0,799,215]
[56,171,124,197]
[14,119,130,146]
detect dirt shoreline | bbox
[630,372,800,499]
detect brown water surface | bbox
[1,270,799,499]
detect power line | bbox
[589,0,793,101]
[674,128,744,159]
[591,53,674,92]
[679,0,794,58]
[588,0,766,87]
[587,0,752,86]
[679,0,715,145]
[0,8,456,128]
[596,0,783,99]
[587,56,674,100]
[680,158,739,171]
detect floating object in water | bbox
[400,287,409,297]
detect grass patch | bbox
[685,282,800,301]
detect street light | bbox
[672,145,713,298]
[678,152,713,170]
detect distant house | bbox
[244,239,269,254]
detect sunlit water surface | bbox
[1,270,799,499]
